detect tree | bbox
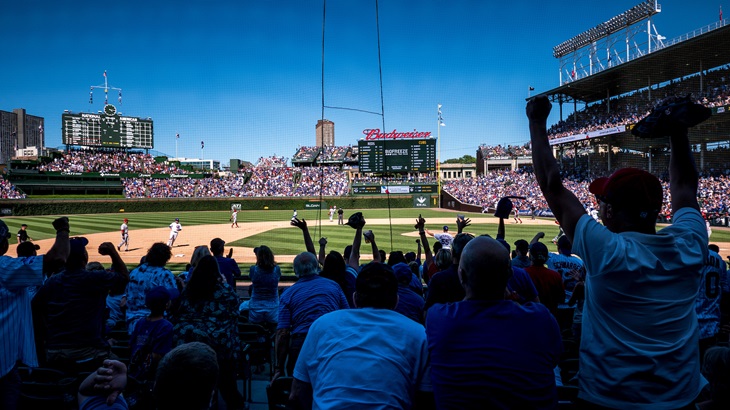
[443,154,476,164]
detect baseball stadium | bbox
[2,1,730,409]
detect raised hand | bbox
[526,95,552,124]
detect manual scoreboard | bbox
[62,104,154,149]
[358,139,436,173]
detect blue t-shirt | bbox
[278,275,349,335]
[215,256,241,289]
[426,300,561,409]
[130,318,174,359]
[395,286,425,323]
[573,208,708,408]
[294,308,431,409]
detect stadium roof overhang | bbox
[540,24,730,104]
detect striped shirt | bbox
[278,275,349,335]
[0,255,44,377]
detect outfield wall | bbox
[0,195,419,216]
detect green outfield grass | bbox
[239,219,570,256]
[0,208,490,242]
[4,208,727,275]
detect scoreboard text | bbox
[358,139,436,173]
[62,111,154,149]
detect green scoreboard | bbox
[62,104,154,149]
[357,139,436,173]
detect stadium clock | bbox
[104,104,117,116]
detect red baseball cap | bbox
[589,168,663,217]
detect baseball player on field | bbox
[118,218,129,251]
[231,209,239,228]
[167,218,182,247]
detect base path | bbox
[28,216,730,265]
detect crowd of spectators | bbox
[256,156,288,168]
[547,66,730,140]
[478,143,532,158]
[121,165,350,198]
[443,167,730,221]
[292,146,321,162]
[37,149,187,174]
[316,146,350,163]
[0,177,26,199]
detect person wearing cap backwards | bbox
[32,236,129,374]
[528,95,710,408]
[118,218,129,252]
[0,217,70,409]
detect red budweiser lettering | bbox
[363,129,432,140]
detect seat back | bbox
[18,366,76,410]
[266,376,295,410]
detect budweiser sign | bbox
[363,129,432,140]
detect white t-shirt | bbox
[573,208,708,408]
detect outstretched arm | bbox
[366,232,380,263]
[456,217,471,234]
[349,226,363,270]
[527,96,586,242]
[98,242,129,281]
[318,237,327,266]
[291,218,316,255]
[415,216,433,267]
[44,217,71,274]
[668,126,699,212]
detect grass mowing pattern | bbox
[5,209,724,279]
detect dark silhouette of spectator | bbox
[32,238,129,374]
[126,243,178,334]
[524,242,565,317]
[210,238,241,290]
[424,233,474,316]
[77,342,220,410]
[273,252,348,381]
[243,245,281,325]
[0,217,69,409]
[426,236,561,408]
[392,262,426,324]
[173,255,245,409]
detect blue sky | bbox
[1,1,726,165]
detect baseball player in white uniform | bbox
[167,218,182,247]
[231,209,239,228]
[118,218,129,251]
[329,206,335,222]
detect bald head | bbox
[459,236,512,300]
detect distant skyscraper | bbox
[316,119,334,147]
[0,108,44,164]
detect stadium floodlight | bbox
[553,0,659,58]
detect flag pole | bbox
[437,104,442,209]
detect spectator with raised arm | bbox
[527,94,710,408]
